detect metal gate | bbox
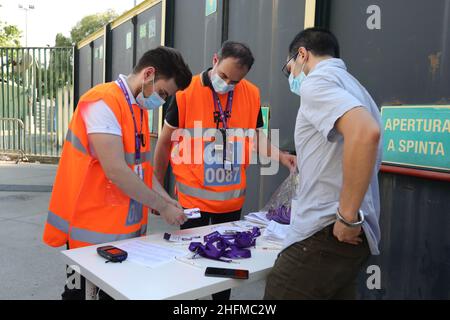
[0,47,74,158]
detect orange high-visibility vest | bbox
[170,74,260,213]
[43,81,152,249]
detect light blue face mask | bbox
[288,62,306,96]
[211,72,235,94]
[136,76,166,110]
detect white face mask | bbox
[211,70,235,94]
[289,56,306,96]
[288,62,306,96]
[136,76,166,110]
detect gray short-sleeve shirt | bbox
[285,58,382,255]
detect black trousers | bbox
[181,209,242,300]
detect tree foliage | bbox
[68,9,118,45]
[0,21,22,47]
[54,33,72,47]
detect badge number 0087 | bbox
[203,141,241,187]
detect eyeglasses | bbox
[281,53,298,78]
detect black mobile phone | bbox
[204,267,249,280]
[97,245,128,263]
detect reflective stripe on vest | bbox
[125,150,152,166]
[66,129,88,155]
[176,128,257,139]
[176,181,246,201]
[47,210,147,242]
[70,225,147,245]
[47,211,69,234]
[66,129,151,166]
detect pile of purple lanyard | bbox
[188,227,261,263]
[266,205,291,225]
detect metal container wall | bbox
[364,173,450,299]
[136,2,163,60]
[111,21,135,80]
[171,0,224,74]
[92,36,105,86]
[77,45,92,97]
[326,0,450,106]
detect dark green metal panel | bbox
[358,173,450,299]
[92,36,105,86]
[78,45,92,97]
[327,0,450,106]
[136,2,163,59]
[172,0,224,74]
[111,21,134,80]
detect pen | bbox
[174,256,203,269]
[255,246,282,251]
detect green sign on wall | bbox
[381,105,450,172]
[261,106,270,136]
[205,0,217,16]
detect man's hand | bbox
[151,198,181,216]
[159,202,187,226]
[333,221,363,245]
[168,198,183,209]
[280,152,297,172]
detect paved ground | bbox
[0,161,265,300]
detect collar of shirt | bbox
[201,68,214,89]
[308,58,347,76]
[115,74,137,105]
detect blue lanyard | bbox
[117,77,143,164]
[212,90,234,130]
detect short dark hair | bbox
[133,46,192,90]
[218,40,255,70]
[289,27,340,58]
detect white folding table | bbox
[61,222,280,300]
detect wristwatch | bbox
[336,208,365,228]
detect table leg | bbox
[85,278,98,300]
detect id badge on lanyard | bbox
[134,164,144,180]
[214,128,234,171]
[213,91,234,172]
[224,130,234,171]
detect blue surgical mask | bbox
[136,76,166,110]
[288,62,306,96]
[211,72,235,94]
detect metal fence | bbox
[0,47,74,158]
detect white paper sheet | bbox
[211,225,249,234]
[262,220,290,242]
[116,240,188,268]
[232,220,264,230]
[165,233,202,243]
[244,211,270,226]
